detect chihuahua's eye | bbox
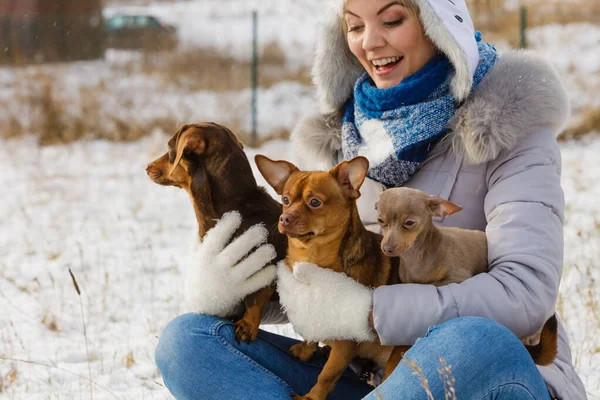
[308,198,322,208]
[404,220,416,229]
[282,196,290,206]
[377,218,385,225]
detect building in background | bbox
[0,0,105,64]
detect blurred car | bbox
[105,14,178,51]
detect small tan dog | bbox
[376,187,558,368]
[376,187,487,284]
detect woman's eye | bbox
[347,25,364,33]
[309,198,322,208]
[384,18,404,27]
[282,196,290,206]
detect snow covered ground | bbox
[1,0,599,398]
[1,132,599,399]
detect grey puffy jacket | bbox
[289,51,587,399]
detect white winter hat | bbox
[313,0,480,113]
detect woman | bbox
[155,0,587,398]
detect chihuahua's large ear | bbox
[255,154,298,195]
[427,196,463,217]
[170,129,206,177]
[331,156,369,200]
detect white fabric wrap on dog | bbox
[276,261,376,342]
[185,211,277,318]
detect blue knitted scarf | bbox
[342,34,498,187]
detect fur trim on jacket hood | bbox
[292,50,570,168]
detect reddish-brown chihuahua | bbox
[146,122,286,342]
[255,154,406,400]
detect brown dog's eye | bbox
[282,196,290,206]
[308,198,322,208]
[404,220,416,229]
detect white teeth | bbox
[371,56,402,66]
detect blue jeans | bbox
[155,314,551,400]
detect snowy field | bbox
[1,0,599,398]
[1,133,599,399]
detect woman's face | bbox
[344,0,438,89]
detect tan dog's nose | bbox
[146,163,153,171]
[279,213,296,227]
[382,244,397,256]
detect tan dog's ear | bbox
[427,195,463,217]
[255,154,298,195]
[169,131,206,177]
[330,156,369,200]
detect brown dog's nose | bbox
[382,244,396,256]
[279,213,295,226]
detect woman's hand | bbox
[185,211,277,318]
[277,261,376,342]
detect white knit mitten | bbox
[276,261,375,342]
[185,212,277,318]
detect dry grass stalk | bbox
[438,357,457,400]
[41,313,59,332]
[467,0,600,46]
[68,268,93,400]
[561,107,600,140]
[1,42,305,145]
[146,42,310,92]
[123,351,135,369]
[400,357,458,400]
[402,358,435,400]
[0,368,18,393]
[0,356,120,399]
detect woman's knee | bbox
[409,317,546,394]
[155,313,228,376]
[377,317,549,399]
[420,316,529,363]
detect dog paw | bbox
[289,342,318,363]
[234,318,259,344]
[318,345,331,359]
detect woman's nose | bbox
[362,25,385,52]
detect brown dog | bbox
[376,187,558,367]
[255,154,406,400]
[146,122,286,342]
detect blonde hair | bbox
[341,0,423,37]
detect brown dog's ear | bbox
[169,131,206,177]
[331,156,369,200]
[254,154,298,195]
[427,196,463,217]
[208,122,245,150]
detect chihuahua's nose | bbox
[382,244,396,256]
[279,213,295,227]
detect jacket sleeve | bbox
[373,128,564,345]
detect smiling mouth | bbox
[371,56,403,74]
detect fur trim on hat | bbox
[313,0,479,113]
